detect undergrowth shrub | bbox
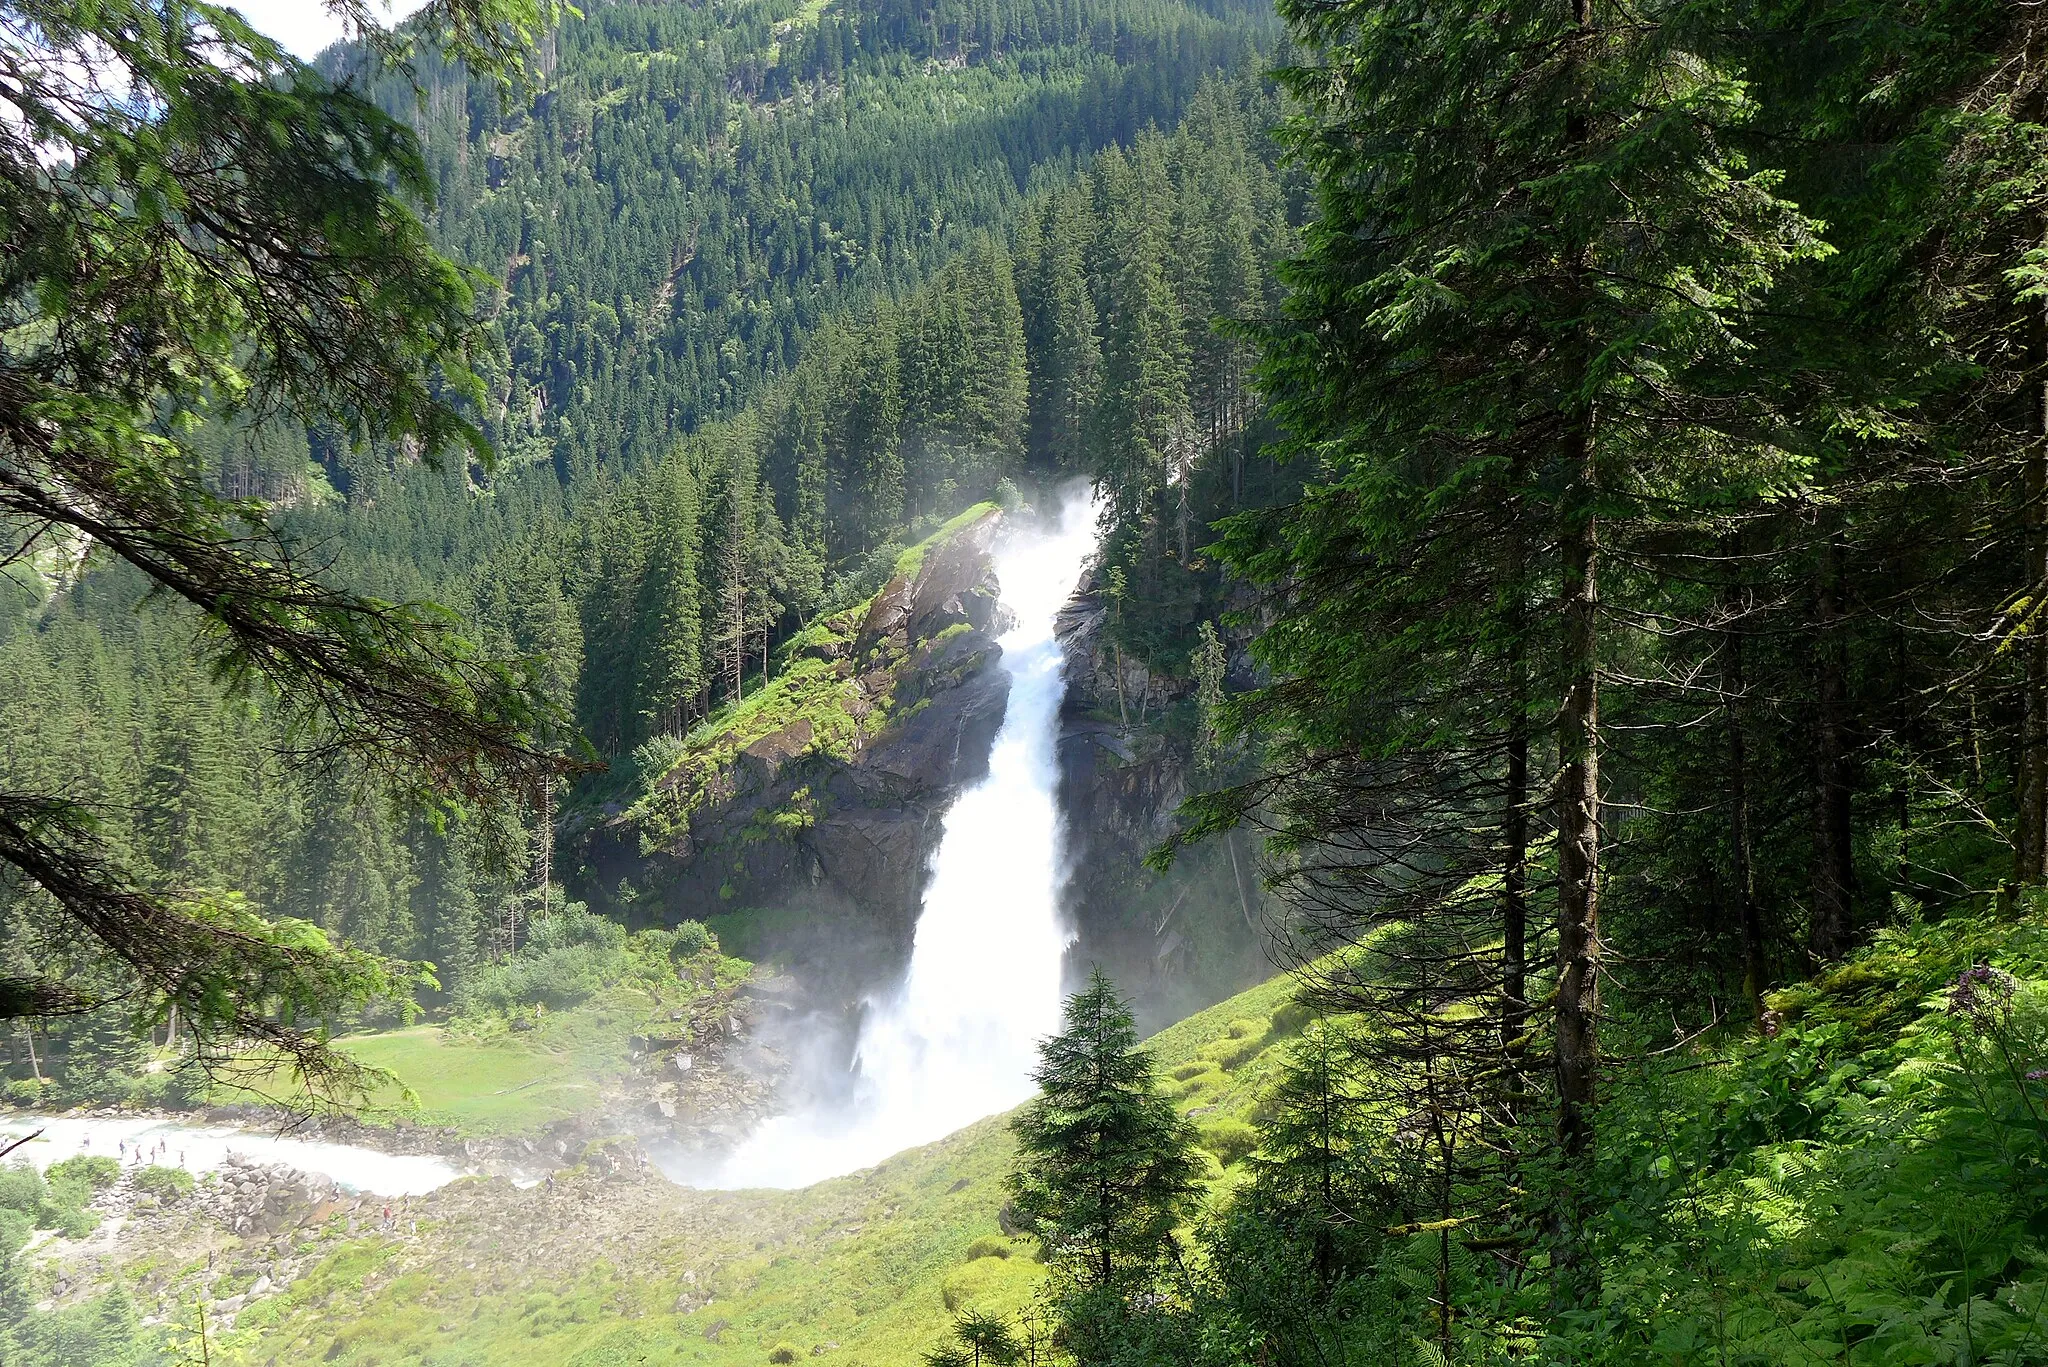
[1200,1118,1260,1167]
[0,1161,98,1240]
[451,903,733,1021]
[132,1166,194,1200]
[1579,919,2048,1366]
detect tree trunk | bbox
[2017,237,2048,884]
[2016,20,2048,888]
[1550,0,1601,1307]
[535,782,553,898]
[1809,538,1854,964]
[1725,601,1767,1022]
[1553,407,1601,1305]
[1501,511,1530,1101]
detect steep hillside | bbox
[342,0,1281,482]
[0,10,1294,1080]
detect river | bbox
[0,1113,461,1196]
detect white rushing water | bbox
[699,486,1099,1189]
[0,1113,461,1196]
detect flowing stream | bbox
[0,1113,460,1195]
[697,486,1098,1189]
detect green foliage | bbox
[1009,971,1204,1359]
[0,1206,28,1258]
[0,0,589,1090]
[130,1166,194,1202]
[451,905,727,1020]
[0,0,1285,1093]
[1144,0,2048,1354]
[951,1309,1021,1366]
[0,1163,45,1220]
[45,1154,118,1196]
[0,1158,99,1241]
[669,920,716,960]
[1197,1118,1259,1168]
[0,1286,158,1367]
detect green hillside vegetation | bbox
[614,501,1002,846]
[5,971,1306,1367]
[222,913,751,1135]
[362,0,1282,479]
[982,923,2048,1367]
[323,1017,623,1135]
[206,912,2048,1367]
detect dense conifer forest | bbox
[1,0,1290,1068]
[1005,1,2048,1362]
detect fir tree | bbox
[1007,969,1202,1298]
[1020,186,1103,470]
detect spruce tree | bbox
[634,457,706,740]
[1089,140,1193,564]
[1007,969,1201,1298]
[1190,0,1826,1306]
[828,308,906,553]
[1020,186,1103,470]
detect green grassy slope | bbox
[212,967,1307,1367]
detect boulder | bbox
[739,718,814,783]
[907,510,1001,639]
[574,506,1021,1005]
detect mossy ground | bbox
[321,1004,638,1135]
[220,978,742,1136]
[621,504,1001,850]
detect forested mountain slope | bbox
[3,967,1307,1367]
[333,0,1281,484]
[0,0,1293,1087]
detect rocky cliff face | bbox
[1054,572,1272,1034]
[572,504,1271,1041]
[574,508,1013,1001]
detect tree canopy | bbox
[0,0,576,1092]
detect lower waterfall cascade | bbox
[696,485,1099,1190]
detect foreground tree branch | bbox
[0,0,578,1092]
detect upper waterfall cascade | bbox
[699,486,1099,1190]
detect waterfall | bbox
[700,485,1099,1190]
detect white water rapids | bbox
[0,1113,459,1195]
[698,486,1099,1190]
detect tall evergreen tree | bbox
[1020,187,1104,470]
[828,309,907,554]
[1185,0,1826,1304]
[1007,969,1202,1299]
[1090,140,1194,563]
[633,457,706,740]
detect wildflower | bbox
[1947,963,2017,1029]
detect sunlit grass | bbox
[217,994,653,1134]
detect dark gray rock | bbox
[854,575,914,660]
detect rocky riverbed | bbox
[31,1150,436,1334]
